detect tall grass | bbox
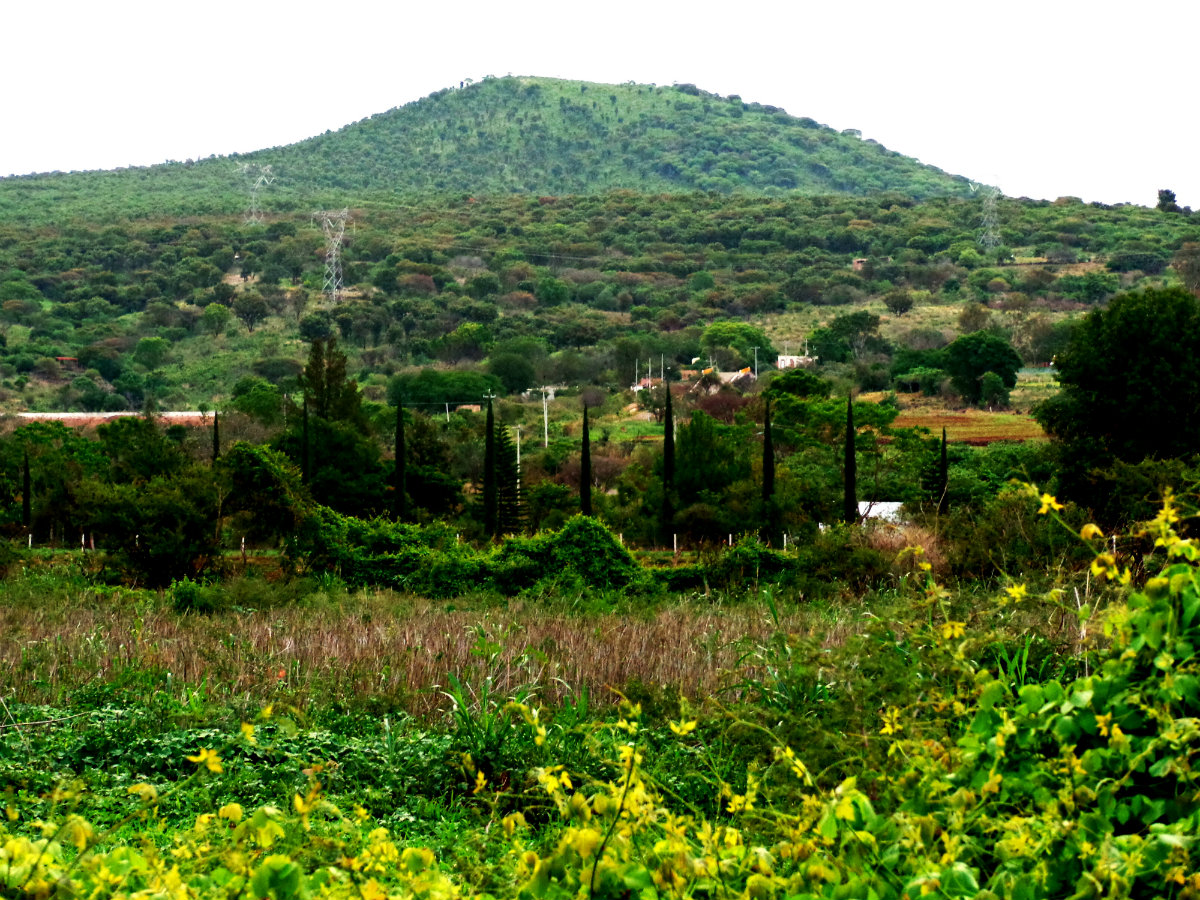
[0,578,829,717]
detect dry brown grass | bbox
[0,586,837,718]
[892,395,1046,445]
[863,522,949,578]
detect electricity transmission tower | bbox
[971,182,1002,251]
[239,163,275,225]
[313,208,351,303]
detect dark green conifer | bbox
[301,396,310,484]
[495,423,524,534]
[483,397,498,538]
[580,404,592,517]
[761,398,777,543]
[394,398,407,520]
[22,451,31,531]
[660,379,675,544]
[938,427,948,514]
[843,395,857,525]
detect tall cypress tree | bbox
[761,398,776,543]
[302,339,327,417]
[496,423,524,534]
[843,395,858,525]
[22,450,31,531]
[483,397,498,538]
[300,336,364,430]
[394,399,407,520]
[761,399,775,505]
[660,380,675,544]
[938,427,949,514]
[301,396,310,485]
[662,381,675,491]
[212,411,221,463]
[580,404,592,516]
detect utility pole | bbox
[751,346,759,379]
[514,424,522,471]
[313,208,350,304]
[541,387,549,447]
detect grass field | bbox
[891,397,1046,444]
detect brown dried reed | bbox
[0,587,824,719]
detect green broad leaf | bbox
[1153,831,1194,849]
[1017,684,1044,714]
[1144,615,1165,650]
[1079,811,1113,836]
[1069,689,1094,709]
[818,809,839,840]
[276,717,299,738]
[1053,715,1080,744]
[979,680,1006,710]
[621,865,655,891]
[939,862,980,896]
[970,709,1000,735]
[250,855,302,900]
[1181,586,1199,627]
[1043,681,1066,705]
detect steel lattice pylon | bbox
[313,208,351,302]
[972,182,1002,250]
[240,163,275,225]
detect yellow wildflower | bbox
[669,719,698,736]
[618,744,643,772]
[1090,552,1117,579]
[240,723,257,745]
[981,771,1003,795]
[127,783,158,804]
[502,812,527,837]
[1005,583,1028,602]
[219,803,243,823]
[940,620,966,640]
[186,748,223,773]
[880,707,902,736]
[1080,523,1104,540]
[1038,493,1064,514]
[472,771,487,795]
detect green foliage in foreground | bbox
[3,499,1199,899]
[289,510,642,597]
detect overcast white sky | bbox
[5,0,1196,208]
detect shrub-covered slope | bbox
[0,77,973,223]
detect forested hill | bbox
[0,77,974,224]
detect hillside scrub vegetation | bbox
[2,75,1200,900]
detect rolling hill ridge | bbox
[0,76,975,223]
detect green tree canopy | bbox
[943,331,1022,405]
[1035,286,1200,467]
[301,336,365,430]
[700,321,773,369]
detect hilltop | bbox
[0,77,973,223]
